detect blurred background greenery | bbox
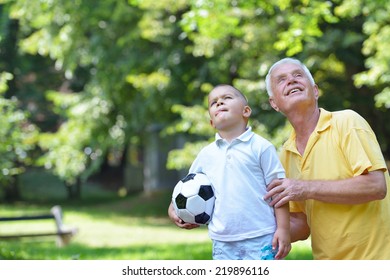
[0,0,388,260]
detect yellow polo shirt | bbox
[282,108,390,259]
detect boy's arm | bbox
[273,203,291,259]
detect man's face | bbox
[269,63,318,113]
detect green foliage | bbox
[167,104,213,136]
[0,73,39,186]
[169,0,390,162]
[351,1,390,109]
[167,141,211,171]
[0,0,389,182]
[36,90,117,184]
[274,1,339,56]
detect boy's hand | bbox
[168,202,200,229]
[272,228,291,260]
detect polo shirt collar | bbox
[215,126,253,145]
[283,108,331,152]
[316,108,331,133]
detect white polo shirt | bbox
[189,127,285,242]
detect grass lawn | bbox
[0,169,312,260]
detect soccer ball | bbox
[172,173,215,225]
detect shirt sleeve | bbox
[261,144,286,186]
[339,111,388,176]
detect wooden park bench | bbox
[0,205,78,247]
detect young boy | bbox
[168,84,291,260]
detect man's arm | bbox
[290,212,310,242]
[264,170,387,208]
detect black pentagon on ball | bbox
[195,212,211,224]
[175,193,187,209]
[181,173,196,183]
[198,185,214,201]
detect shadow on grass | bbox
[0,239,312,260]
[0,240,213,260]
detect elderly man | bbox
[263,57,390,259]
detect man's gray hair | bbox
[265,58,315,97]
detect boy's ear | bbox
[243,105,252,117]
[210,119,215,128]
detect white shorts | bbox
[212,233,276,260]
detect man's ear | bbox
[313,84,319,100]
[269,97,279,112]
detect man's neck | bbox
[288,107,320,155]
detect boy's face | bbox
[208,86,251,131]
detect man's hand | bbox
[264,178,308,207]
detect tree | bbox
[0,72,39,201]
[1,0,209,196]
[167,0,390,169]
[0,0,388,197]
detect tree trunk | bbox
[64,177,82,200]
[3,175,21,202]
